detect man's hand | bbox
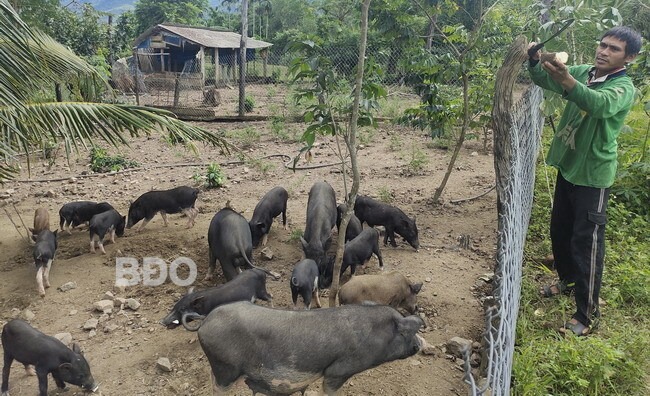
[541,60,577,92]
[528,42,541,61]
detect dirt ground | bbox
[0,120,497,396]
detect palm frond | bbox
[0,102,230,180]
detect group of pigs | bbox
[3,180,428,396]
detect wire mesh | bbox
[119,44,428,119]
[465,85,544,395]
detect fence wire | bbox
[117,44,425,119]
[465,85,544,395]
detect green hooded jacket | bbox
[529,63,635,188]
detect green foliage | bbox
[406,144,429,173]
[289,229,304,241]
[612,104,650,221]
[225,126,261,149]
[289,40,386,156]
[388,134,402,151]
[203,163,226,189]
[244,95,255,113]
[134,0,209,35]
[89,147,138,173]
[377,186,394,204]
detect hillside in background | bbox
[67,0,225,15]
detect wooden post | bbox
[160,49,165,72]
[133,48,140,105]
[173,75,180,108]
[199,46,205,88]
[214,48,220,83]
[262,48,268,78]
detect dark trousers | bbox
[550,172,609,327]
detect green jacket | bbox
[529,63,636,188]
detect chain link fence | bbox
[465,85,544,395]
[112,44,423,119]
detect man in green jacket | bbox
[528,26,642,336]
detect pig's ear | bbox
[71,343,83,354]
[410,282,423,294]
[31,234,38,242]
[190,295,205,309]
[59,362,73,372]
[256,222,265,230]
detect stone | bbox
[156,357,172,372]
[22,309,35,321]
[260,247,273,260]
[83,318,99,330]
[88,330,97,338]
[58,282,77,292]
[125,298,141,311]
[44,190,56,198]
[103,291,115,300]
[54,333,72,346]
[446,336,473,359]
[93,300,114,313]
[103,323,119,333]
[10,308,20,318]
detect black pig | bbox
[127,186,199,231]
[1,319,98,396]
[354,195,420,250]
[249,186,288,247]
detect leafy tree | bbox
[0,0,227,182]
[114,11,138,58]
[134,0,209,35]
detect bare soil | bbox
[0,121,496,396]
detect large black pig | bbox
[354,195,420,250]
[196,301,425,395]
[207,207,279,281]
[1,319,98,396]
[300,181,337,267]
[160,268,273,330]
[58,201,113,234]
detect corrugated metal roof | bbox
[136,24,272,49]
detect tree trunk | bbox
[329,0,371,307]
[432,68,470,203]
[239,0,249,116]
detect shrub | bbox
[89,147,138,173]
[204,163,226,188]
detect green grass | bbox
[225,126,261,149]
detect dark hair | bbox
[601,26,643,56]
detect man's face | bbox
[594,36,637,77]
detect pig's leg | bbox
[161,212,169,227]
[387,228,398,247]
[90,234,96,253]
[24,364,36,376]
[262,233,268,246]
[182,208,194,228]
[36,368,50,396]
[43,259,52,289]
[110,229,116,244]
[2,354,13,394]
[322,376,345,396]
[51,370,67,390]
[282,207,287,229]
[313,286,322,309]
[137,218,151,232]
[36,265,45,297]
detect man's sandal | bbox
[559,317,599,337]
[539,280,575,298]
